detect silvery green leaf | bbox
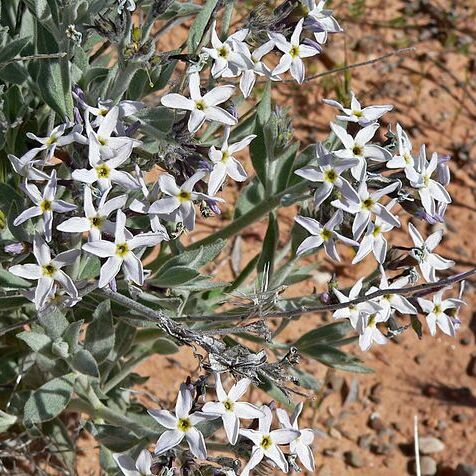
[71,349,100,378]
[17,331,51,352]
[0,410,18,433]
[187,0,219,53]
[38,308,69,340]
[24,373,76,423]
[0,268,31,289]
[85,300,115,363]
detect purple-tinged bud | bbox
[303,17,326,33]
[124,120,140,137]
[206,199,222,216]
[72,85,86,103]
[4,242,26,255]
[319,292,331,304]
[197,160,213,172]
[73,106,83,125]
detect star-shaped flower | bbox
[207,127,255,195]
[270,19,321,84]
[82,210,168,288]
[408,223,454,283]
[405,146,451,217]
[323,91,393,126]
[418,290,464,337]
[13,170,77,242]
[9,234,79,310]
[57,187,127,241]
[356,311,389,351]
[295,209,358,261]
[149,171,222,231]
[148,384,218,460]
[72,137,139,192]
[332,181,400,240]
[26,123,86,161]
[240,405,299,476]
[331,122,391,180]
[8,148,50,181]
[161,72,237,133]
[294,142,359,207]
[201,374,263,444]
[333,278,382,328]
[304,0,342,45]
[276,403,316,472]
[386,123,415,169]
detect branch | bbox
[0,52,67,67]
[183,268,476,322]
[281,47,417,84]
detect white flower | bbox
[13,170,77,242]
[83,98,145,133]
[201,374,263,444]
[408,223,454,283]
[333,278,382,328]
[367,267,417,319]
[86,106,142,160]
[331,122,391,180]
[386,123,415,169]
[323,92,393,126]
[276,403,315,472]
[304,0,342,45]
[202,23,252,78]
[207,127,255,195]
[23,283,79,310]
[148,384,218,460]
[149,171,222,231]
[405,146,451,217]
[356,311,389,351]
[294,143,359,207]
[161,72,237,133]
[352,199,398,264]
[26,123,86,161]
[240,405,299,476]
[229,40,276,97]
[8,148,50,180]
[57,187,127,241]
[82,210,168,288]
[270,19,321,84]
[332,181,400,240]
[72,137,139,192]
[117,0,136,14]
[295,209,358,261]
[418,289,464,337]
[9,234,79,310]
[129,166,168,234]
[113,449,153,476]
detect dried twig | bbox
[0,52,67,67]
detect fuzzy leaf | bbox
[71,349,99,378]
[187,0,219,53]
[23,373,76,423]
[85,300,115,363]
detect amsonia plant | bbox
[0,0,471,474]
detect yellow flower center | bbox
[324,169,337,183]
[223,399,234,412]
[42,264,56,277]
[96,164,110,179]
[221,151,229,163]
[97,136,107,146]
[368,314,377,327]
[320,228,333,241]
[178,190,192,203]
[383,293,393,301]
[353,110,363,118]
[372,225,382,237]
[99,108,108,116]
[260,435,273,450]
[90,216,104,229]
[218,46,229,58]
[433,304,442,314]
[423,175,430,187]
[115,243,129,257]
[46,134,58,145]
[404,153,412,164]
[177,418,192,432]
[353,145,363,156]
[195,100,206,111]
[40,200,52,213]
[289,45,300,58]
[361,198,374,210]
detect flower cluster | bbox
[294,92,460,350]
[113,377,316,476]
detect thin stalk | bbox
[102,353,151,394]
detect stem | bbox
[108,62,141,102]
[102,353,150,394]
[187,181,309,250]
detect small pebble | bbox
[344,451,367,468]
[371,442,396,455]
[453,413,470,423]
[369,412,385,431]
[409,456,437,475]
[369,383,383,404]
[418,436,445,455]
[329,427,342,439]
[455,463,476,476]
[466,356,476,377]
[358,434,374,449]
